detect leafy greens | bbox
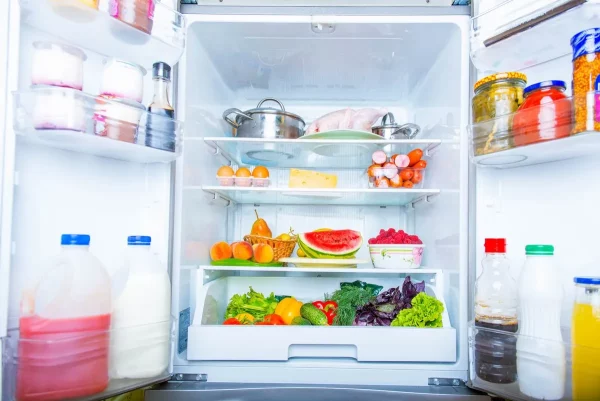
[391,292,444,328]
[224,286,278,321]
[326,281,382,326]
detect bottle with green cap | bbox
[516,244,565,400]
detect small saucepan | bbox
[372,113,420,139]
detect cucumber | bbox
[300,303,328,326]
[291,316,312,326]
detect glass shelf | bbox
[471,0,599,71]
[13,87,183,163]
[197,186,440,207]
[200,264,442,275]
[20,0,185,69]
[470,93,600,168]
[202,137,443,169]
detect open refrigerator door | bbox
[1,0,187,400]
[468,0,600,400]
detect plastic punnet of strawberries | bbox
[368,228,423,245]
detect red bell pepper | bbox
[312,300,338,325]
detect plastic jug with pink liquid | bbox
[17,234,112,401]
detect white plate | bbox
[279,257,369,268]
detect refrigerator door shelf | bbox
[19,0,186,70]
[470,0,600,71]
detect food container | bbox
[49,0,99,22]
[472,72,527,156]
[100,59,146,103]
[94,95,145,143]
[367,166,425,189]
[108,0,154,35]
[512,81,572,147]
[571,29,600,134]
[371,113,420,139]
[252,178,270,187]
[216,175,234,186]
[243,234,297,262]
[31,42,87,90]
[368,244,425,269]
[32,86,87,132]
[235,177,252,187]
[223,98,306,139]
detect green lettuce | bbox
[391,292,444,328]
[225,286,278,321]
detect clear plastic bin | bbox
[367,166,426,189]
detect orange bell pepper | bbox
[274,297,303,325]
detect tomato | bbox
[407,149,423,166]
[402,180,414,188]
[263,314,285,325]
[413,160,427,169]
[254,321,274,325]
[412,170,423,184]
[399,169,414,181]
[223,318,241,325]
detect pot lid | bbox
[243,98,305,122]
[372,113,400,129]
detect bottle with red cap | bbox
[473,238,518,384]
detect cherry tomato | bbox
[403,180,414,188]
[399,169,414,181]
[263,314,285,325]
[413,160,427,169]
[223,318,241,325]
[407,149,423,166]
[412,170,423,184]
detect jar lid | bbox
[474,72,527,93]
[525,244,554,255]
[571,28,600,61]
[524,80,567,96]
[484,238,506,253]
[574,277,600,285]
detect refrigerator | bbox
[0,0,597,400]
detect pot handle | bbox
[256,98,285,111]
[390,123,421,139]
[222,108,253,128]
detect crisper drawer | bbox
[187,275,456,363]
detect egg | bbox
[252,166,270,178]
[236,167,251,177]
[217,166,235,177]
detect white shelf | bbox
[13,87,182,163]
[472,131,600,168]
[20,0,185,69]
[201,264,442,274]
[471,0,600,71]
[202,137,443,169]
[197,186,440,206]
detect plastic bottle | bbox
[517,244,565,400]
[110,236,171,379]
[473,238,518,384]
[17,234,112,401]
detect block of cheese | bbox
[289,169,338,188]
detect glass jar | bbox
[571,29,600,134]
[109,0,154,34]
[512,81,572,148]
[572,277,600,401]
[472,72,527,156]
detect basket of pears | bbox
[244,210,297,261]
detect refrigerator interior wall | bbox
[173,14,469,385]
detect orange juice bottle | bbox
[572,277,600,401]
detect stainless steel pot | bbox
[223,98,306,139]
[372,113,420,139]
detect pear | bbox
[251,210,272,238]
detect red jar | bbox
[512,80,572,147]
[109,0,154,34]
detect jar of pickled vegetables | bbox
[472,72,527,156]
[512,81,572,147]
[571,28,600,134]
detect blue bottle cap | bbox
[128,236,151,245]
[574,277,600,285]
[61,234,90,246]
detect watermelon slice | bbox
[298,229,362,259]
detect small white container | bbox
[94,95,145,143]
[252,178,270,187]
[369,244,425,269]
[33,87,87,132]
[235,177,252,187]
[100,59,146,103]
[216,175,235,186]
[31,42,87,90]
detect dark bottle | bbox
[145,62,176,152]
[473,238,519,384]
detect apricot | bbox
[252,244,274,264]
[232,241,253,260]
[210,241,232,261]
